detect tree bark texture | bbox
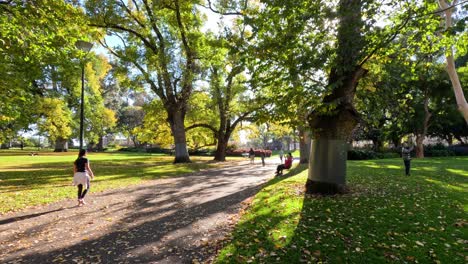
[168,110,191,163]
[214,135,228,161]
[299,128,311,164]
[415,89,432,158]
[97,136,104,151]
[306,0,365,195]
[54,137,68,152]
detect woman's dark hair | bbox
[78,149,86,157]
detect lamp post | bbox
[75,40,93,150]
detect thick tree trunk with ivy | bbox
[306,0,366,195]
[54,137,68,152]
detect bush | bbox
[381,152,400,159]
[347,149,399,160]
[146,147,166,153]
[447,144,468,156]
[347,149,379,160]
[188,149,214,156]
[226,148,272,157]
[118,147,145,152]
[424,144,455,157]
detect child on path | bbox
[279,149,284,163]
[73,149,94,206]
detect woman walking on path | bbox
[73,149,94,206]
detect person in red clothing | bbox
[276,152,293,175]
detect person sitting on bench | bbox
[276,152,293,175]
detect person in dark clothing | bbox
[249,148,255,164]
[260,151,266,166]
[276,153,293,175]
[401,143,413,176]
[72,149,94,206]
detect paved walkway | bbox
[0,160,279,264]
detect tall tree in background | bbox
[186,31,255,161]
[0,0,88,146]
[247,0,432,194]
[86,0,205,163]
[437,0,468,124]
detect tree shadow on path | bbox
[0,162,277,264]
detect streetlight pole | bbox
[75,40,93,150]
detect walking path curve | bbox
[0,159,280,264]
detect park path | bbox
[0,159,279,264]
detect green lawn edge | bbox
[0,151,240,214]
[215,157,467,264]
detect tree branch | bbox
[117,0,147,29]
[186,123,218,134]
[198,0,244,16]
[89,22,158,55]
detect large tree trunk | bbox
[415,90,432,158]
[54,137,68,152]
[214,134,230,162]
[168,110,191,163]
[299,128,311,164]
[372,138,382,152]
[415,135,424,158]
[307,103,361,194]
[306,0,365,195]
[439,0,468,124]
[446,135,453,146]
[97,136,104,151]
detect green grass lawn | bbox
[215,157,468,263]
[0,150,221,214]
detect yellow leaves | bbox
[36,97,73,141]
[0,115,14,121]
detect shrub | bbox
[424,144,455,157]
[188,149,214,156]
[146,147,166,153]
[118,147,144,152]
[347,149,400,160]
[347,149,379,160]
[447,144,468,156]
[381,152,400,159]
[226,148,272,157]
